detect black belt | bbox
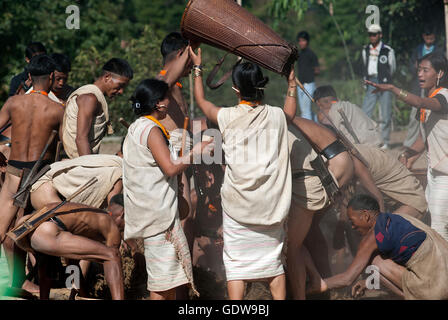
[49,216,68,231]
[293,170,318,179]
[321,140,347,160]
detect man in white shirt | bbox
[361,24,396,149]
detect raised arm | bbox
[283,67,297,123]
[291,116,337,150]
[189,47,221,125]
[75,94,98,156]
[159,45,192,88]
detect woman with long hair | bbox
[366,52,448,242]
[189,47,296,300]
[122,78,211,300]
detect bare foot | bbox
[22,280,40,294]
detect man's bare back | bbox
[15,202,124,300]
[53,203,120,245]
[3,93,63,162]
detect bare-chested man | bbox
[156,32,196,253]
[14,201,124,300]
[62,58,133,158]
[25,53,74,106]
[1,43,48,162]
[0,54,64,243]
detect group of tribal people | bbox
[1,31,448,301]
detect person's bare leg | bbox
[30,223,124,300]
[37,255,52,300]
[30,182,61,211]
[150,288,176,300]
[180,173,194,252]
[268,274,286,300]
[301,245,324,292]
[0,145,10,161]
[3,236,38,293]
[227,280,245,300]
[0,173,21,242]
[304,211,332,278]
[286,202,315,300]
[394,205,422,220]
[371,255,405,291]
[79,260,91,282]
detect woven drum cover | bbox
[181,0,298,76]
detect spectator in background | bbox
[49,53,75,104]
[9,42,47,96]
[25,53,75,105]
[403,26,445,148]
[296,31,320,121]
[361,24,396,150]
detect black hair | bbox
[347,194,380,212]
[297,31,310,42]
[161,32,188,65]
[102,58,134,79]
[25,42,47,60]
[232,62,269,102]
[314,85,338,101]
[110,194,124,207]
[130,78,169,116]
[27,55,56,83]
[418,52,448,87]
[422,25,435,35]
[50,53,71,74]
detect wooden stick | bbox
[295,77,315,103]
[0,122,11,135]
[7,177,98,241]
[13,130,58,201]
[119,118,130,129]
[179,117,190,157]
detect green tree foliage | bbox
[1,0,445,130]
[268,0,445,125]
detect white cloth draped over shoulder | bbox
[328,100,383,147]
[122,117,178,240]
[30,154,122,208]
[217,104,291,226]
[62,84,113,159]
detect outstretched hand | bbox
[189,47,202,66]
[364,80,395,94]
[351,279,367,299]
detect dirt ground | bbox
[0,130,422,300]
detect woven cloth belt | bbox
[292,170,318,179]
[6,163,24,177]
[321,140,347,160]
